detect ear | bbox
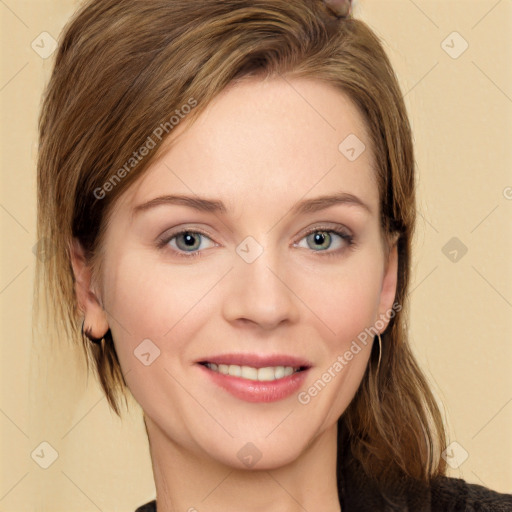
[376,235,399,333]
[69,238,109,339]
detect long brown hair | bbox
[35,0,447,494]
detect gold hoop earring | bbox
[376,332,382,371]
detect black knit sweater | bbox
[134,427,512,511]
[134,475,512,511]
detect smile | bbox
[202,362,303,382]
[197,358,311,403]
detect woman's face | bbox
[92,77,398,469]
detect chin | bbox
[202,431,316,472]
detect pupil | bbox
[311,231,330,250]
[184,233,196,246]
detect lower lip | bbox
[197,364,310,403]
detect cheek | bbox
[101,250,208,361]
[100,246,234,382]
[293,261,381,427]
[106,247,215,319]
[296,253,383,345]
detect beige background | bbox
[1,0,511,510]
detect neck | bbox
[144,415,342,512]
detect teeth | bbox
[205,363,299,381]
[228,364,241,377]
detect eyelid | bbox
[297,222,353,239]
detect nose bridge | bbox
[222,235,299,329]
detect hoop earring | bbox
[81,319,103,344]
[376,332,382,372]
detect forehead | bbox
[117,76,377,216]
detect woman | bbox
[35,0,512,510]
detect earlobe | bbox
[69,238,109,339]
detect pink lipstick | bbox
[196,353,311,403]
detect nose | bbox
[221,242,300,330]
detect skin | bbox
[71,76,398,512]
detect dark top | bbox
[134,477,512,511]
[134,427,512,511]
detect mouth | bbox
[196,353,312,403]
[199,362,309,382]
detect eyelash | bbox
[157,226,355,259]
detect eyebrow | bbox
[132,191,372,216]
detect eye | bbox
[158,229,216,258]
[157,225,355,259]
[295,226,354,256]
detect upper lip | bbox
[197,353,312,369]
